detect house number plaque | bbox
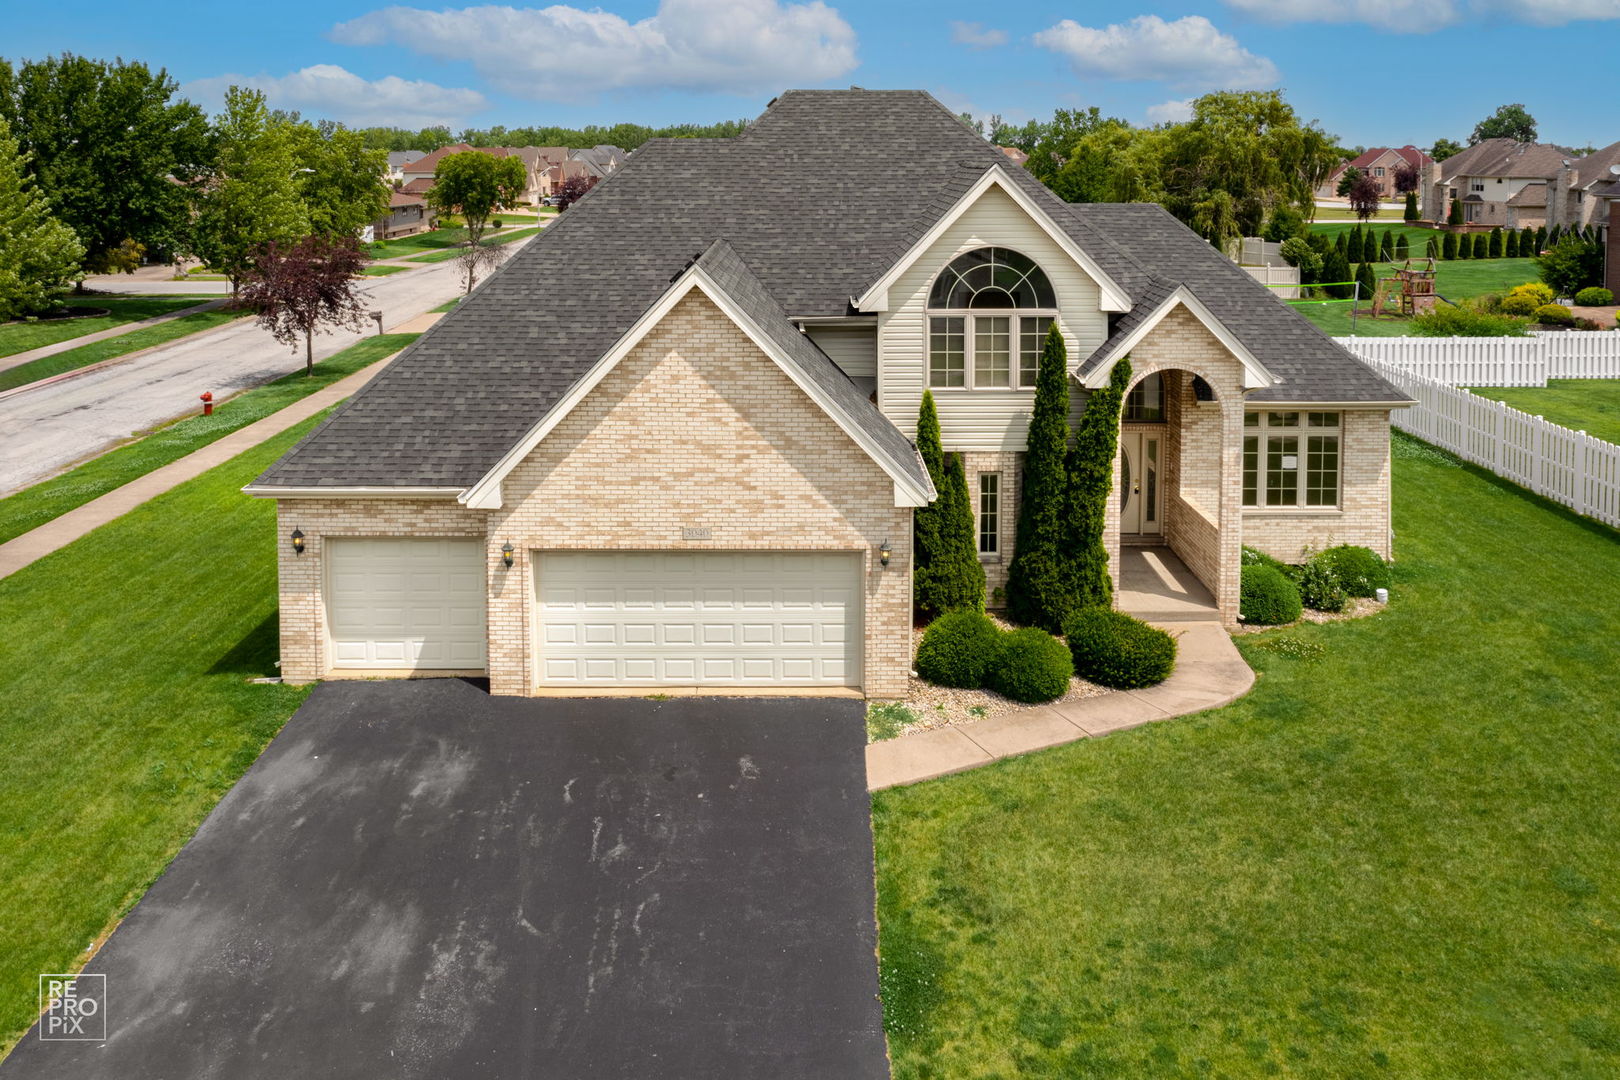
[682,527,713,540]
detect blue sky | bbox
[7,0,1616,148]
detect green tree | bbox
[1521,226,1536,255]
[912,391,984,619]
[1470,103,1537,145]
[1379,229,1394,261]
[1346,227,1363,264]
[1448,198,1465,226]
[1442,232,1458,260]
[1065,358,1130,611]
[1431,137,1463,162]
[1396,234,1410,259]
[1473,232,1489,259]
[1334,231,1349,259]
[1006,323,1073,631]
[1536,225,1548,251]
[1488,227,1503,259]
[1504,230,1519,258]
[291,121,389,238]
[1261,205,1306,243]
[1322,249,1352,297]
[1335,166,1363,198]
[425,151,528,246]
[1536,232,1604,295]
[1403,191,1419,221]
[1426,236,1439,260]
[189,87,308,290]
[0,116,85,318]
[1355,261,1378,304]
[0,54,209,269]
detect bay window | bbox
[1243,411,1341,508]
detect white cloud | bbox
[185,64,487,128]
[1225,0,1618,31]
[1033,15,1278,91]
[1146,98,1195,124]
[950,21,1008,48]
[331,0,858,99]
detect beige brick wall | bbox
[957,450,1021,601]
[269,290,913,697]
[272,498,487,683]
[1242,409,1394,562]
[486,290,912,696]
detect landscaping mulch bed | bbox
[895,614,1113,735]
[1232,595,1387,635]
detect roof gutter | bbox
[240,485,467,499]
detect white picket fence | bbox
[1336,332,1620,387]
[1364,357,1620,529]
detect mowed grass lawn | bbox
[0,297,209,359]
[1295,257,1542,338]
[1471,380,1620,445]
[0,306,249,393]
[875,433,1620,1078]
[407,227,540,262]
[363,229,460,260]
[0,334,416,544]
[0,418,321,1048]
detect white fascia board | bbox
[1079,287,1279,391]
[241,485,465,499]
[460,265,935,511]
[852,165,1133,314]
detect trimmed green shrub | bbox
[1346,227,1363,264]
[1504,230,1519,258]
[1379,229,1394,261]
[1241,564,1303,625]
[1355,261,1378,303]
[912,392,987,619]
[1321,250,1352,298]
[1575,287,1615,306]
[1448,198,1464,226]
[1534,303,1575,326]
[1510,281,1555,306]
[1488,227,1503,259]
[1334,231,1348,258]
[1472,232,1489,259]
[1548,224,1562,247]
[1063,608,1176,689]
[1426,236,1440,260]
[1412,304,1529,336]
[1498,292,1538,316]
[915,610,1002,688]
[1064,357,1130,613]
[1395,235,1410,259]
[1262,206,1306,242]
[988,627,1073,703]
[1241,545,1291,576]
[1403,191,1419,221]
[1441,232,1458,260]
[1295,558,1349,613]
[1536,225,1548,252]
[1521,226,1536,255]
[1316,544,1391,597]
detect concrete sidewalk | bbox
[0,299,230,375]
[0,357,393,581]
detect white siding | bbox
[878,185,1110,450]
[806,325,877,378]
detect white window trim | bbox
[977,472,1001,557]
[1242,411,1343,510]
[926,310,1057,391]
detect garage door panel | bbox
[535,551,861,687]
[327,538,486,671]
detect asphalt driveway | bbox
[3,681,888,1078]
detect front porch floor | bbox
[1118,546,1221,623]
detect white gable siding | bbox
[878,185,1110,449]
[806,325,877,378]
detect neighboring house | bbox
[372,190,434,240]
[571,144,628,178]
[403,143,549,205]
[1421,138,1620,229]
[998,145,1029,167]
[384,150,426,182]
[247,90,1409,698]
[1317,146,1430,201]
[1598,179,1620,294]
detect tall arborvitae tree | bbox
[1488,227,1503,258]
[1473,231,1489,259]
[1520,226,1535,255]
[1426,235,1440,260]
[1355,261,1378,305]
[1322,249,1352,298]
[911,391,985,619]
[1379,228,1394,261]
[1442,232,1457,260]
[1346,226,1363,263]
[1536,225,1548,252]
[1403,191,1419,221]
[1006,323,1073,630]
[1334,231,1349,259]
[1448,198,1465,226]
[1065,357,1131,612]
[1395,234,1410,259]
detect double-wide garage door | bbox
[536,551,862,687]
[326,538,486,671]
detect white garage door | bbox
[326,538,487,671]
[536,551,862,687]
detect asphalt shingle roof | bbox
[256,89,1406,491]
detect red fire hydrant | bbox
[200,391,214,416]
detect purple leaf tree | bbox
[238,234,370,375]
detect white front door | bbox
[326,538,487,670]
[1120,431,1162,536]
[535,551,862,687]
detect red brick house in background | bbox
[1316,146,1431,201]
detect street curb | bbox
[0,299,231,376]
[0,308,251,403]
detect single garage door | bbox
[536,551,862,687]
[326,538,487,671]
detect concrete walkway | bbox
[0,299,230,375]
[867,548,1252,791]
[0,356,394,581]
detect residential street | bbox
[0,256,491,495]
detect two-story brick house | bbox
[247,90,1409,699]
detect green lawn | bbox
[0,297,209,359]
[1308,221,1443,252]
[431,297,462,313]
[360,264,409,276]
[875,431,1620,1078]
[1470,380,1620,444]
[0,307,251,392]
[0,334,417,544]
[406,227,541,263]
[363,229,461,260]
[1296,258,1543,337]
[0,417,322,1049]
